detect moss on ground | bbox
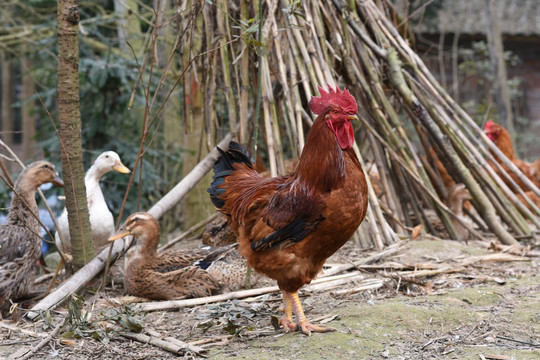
[207,274,539,360]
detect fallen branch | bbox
[164,336,206,356]
[189,335,232,347]
[306,273,365,292]
[10,322,62,360]
[330,279,386,296]
[141,328,207,355]
[488,242,540,257]
[495,335,540,347]
[481,355,510,360]
[460,253,530,266]
[351,262,440,271]
[136,271,368,312]
[25,239,126,320]
[120,332,204,356]
[33,273,55,285]
[396,267,457,278]
[0,322,48,338]
[322,242,405,277]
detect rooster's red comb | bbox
[484,119,496,130]
[308,85,358,115]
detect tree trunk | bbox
[21,53,36,161]
[484,0,513,138]
[1,54,14,169]
[57,0,95,270]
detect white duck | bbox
[55,151,130,255]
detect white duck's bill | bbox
[113,161,131,174]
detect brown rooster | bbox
[484,120,540,207]
[208,85,368,335]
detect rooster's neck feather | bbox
[293,114,346,192]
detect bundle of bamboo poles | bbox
[176,0,539,247]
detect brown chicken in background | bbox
[208,85,368,335]
[484,119,540,208]
[427,147,457,191]
[424,147,474,214]
[484,119,539,185]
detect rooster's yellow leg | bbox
[289,291,336,336]
[279,291,296,332]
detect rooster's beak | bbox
[347,115,358,121]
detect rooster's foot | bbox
[279,316,297,332]
[299,322,336,336]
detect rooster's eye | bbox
[333,110,339,115]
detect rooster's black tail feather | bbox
[208,141,253,209]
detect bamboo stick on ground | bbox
[136,270,372,312]
[120,332,204,356]
[329,279,385,296]
[13,322,62,360]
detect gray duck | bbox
[109,212,262,300]
[0,161,64,307]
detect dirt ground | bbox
[1,237,539,360]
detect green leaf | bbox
[61,331,75,338]
[270,315,280,330]
[223,319,240,335]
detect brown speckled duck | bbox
[0,161,64,307]
[109,212,261,300]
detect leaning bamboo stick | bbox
[238,0,250,144]
[216,0,237,134]
[158,212,220,253]
[383,47,516,245]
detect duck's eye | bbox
[105,155,109,158]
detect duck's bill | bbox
[108,230,131,241]
[113,161,131,174]
[53,175,65,187]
